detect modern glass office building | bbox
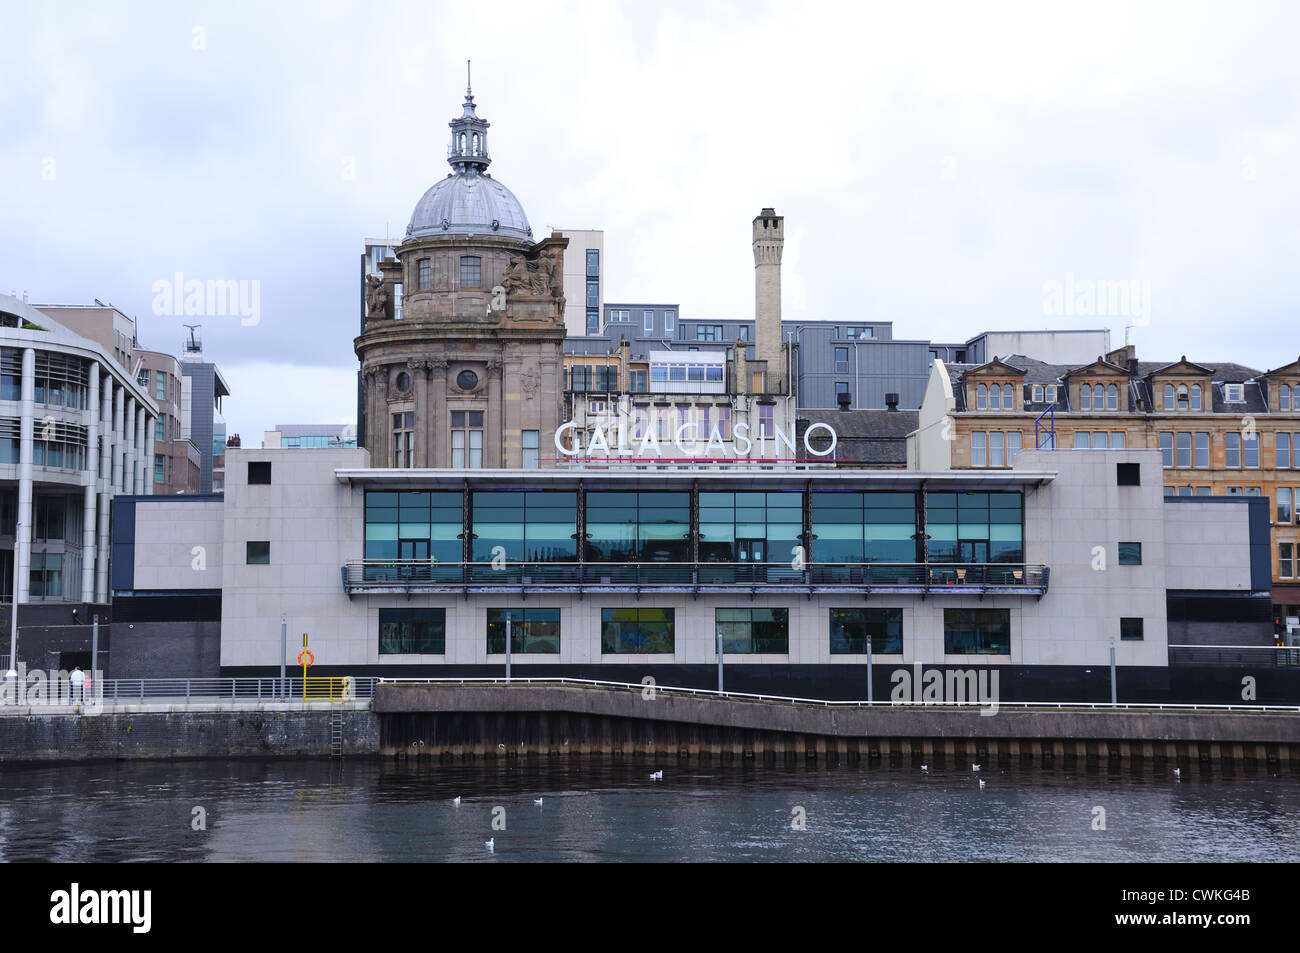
[107,445,1274,697]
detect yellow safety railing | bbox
[301,676,352,704]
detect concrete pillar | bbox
[16,348,34,603]
[134,406,146,494]
[82,364,99,602]
[752,208,785,395]
[412,360,429,468]
[123,397,136,494]
[111,386,124,494]
[144,412,155,495]
[95,374,112,603]
[487,358,503,468]
[430,360,449,467]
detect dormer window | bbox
[1080,383,1092,411]
[977,383,987,410]
[1281,384,1292,410]
[1177,384,1189,410]
[990,383,1002,409]
[1164,384,1175,410]
[1190,384,1202,410]
[1106,383,1118,410]
[1225,383,1244,403]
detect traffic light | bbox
[1275,614,1285,646]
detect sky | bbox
[2,0,1298,443]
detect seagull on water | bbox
[978,779,986,790]
[972,764,982,772]
[650,770,663,780]
[920,765,929,773]
[534,797,544,806]
[452,796,461,806]
[1173,768,1181,779]
[485,838,494,851]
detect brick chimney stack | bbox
[752,208,784,394]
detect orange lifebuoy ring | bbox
[298,649,315,667]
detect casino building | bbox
[104,80,1278,701]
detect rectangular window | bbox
[1109,431,1126,449]
[155,418,166,442]
[1074,432,1090,450]
[246,541,270,564]
[971,432,987,467]
[943,608,1010,655]
[830,608,903,654]
[1159,432,1173,467]
[248,461,272,484]
[1118,541,1142,565]
[834,347,849,374]
[1278,433,1292,469]
[1225,383,1244,402]
[392,411,415,468]
[1245,434,1260,468]
[586,309,599,335]
[696,326,722,342]
[418,258,431,290]
[1281,543,1295,579]
[522,430,539,469]
[155,371,167,401]
[1279,487,1293,524]
[1117,463,1140,486]
[460,256,482,288]
[1226,433,1241,467]
[989,431,1005,467]
[1032,385,1043,402]
[585,248,599,275]
[1246,487,1262,496]
[716,608,789,654]
[601,607,674,654]
[379,608,445,654]
[451,410,483,468]
[1194,432,1209,468]
[1176,432,1191,468]
[1282,385,1293,411]
[738,325,750,342]
[644,310,654,333]
[1120,617,1144,641]
[631,370,647,393]
[487,608,560,654]
[137,368,150,390]
[1007,431,1022,464]
[759,403,773,439]
[664,311,674,334]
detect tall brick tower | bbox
[752,207,785,394]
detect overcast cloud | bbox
[2,0,1298,443]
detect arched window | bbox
[1080,384,1092,411]
[1164,384,1175,410]
[459,133,466,152]
[1283,384,1293,412]
[1107,383,1118,410]
[1190,384,1202,411]
[1177,384,1189,410]
[472,133,480,154]
[990,383,1001,409]
[977,383,987,410]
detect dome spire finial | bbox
[448,64,491,173]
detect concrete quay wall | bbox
[375,684,1300,766]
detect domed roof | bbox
[405,81,533,243]
[406,171,532,241]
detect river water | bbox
[1,758,1297,862]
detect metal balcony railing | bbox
[340,561,1049,595]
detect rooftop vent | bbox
[885,393,899,411]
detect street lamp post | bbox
[505,614,512,683]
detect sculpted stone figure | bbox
[365,274,389,319]
[500,256,532,296]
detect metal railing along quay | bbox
[89,677,376,704]
[341,560,1050,595]
[374,676,1300,713]
[1168,644,1300,667]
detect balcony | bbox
[341,561,1049,597]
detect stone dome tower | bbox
[355,71,567,469]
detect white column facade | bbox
[15,348,35,603]
[111,387,124,494]
[144,411,155,496]
[95,373,113,603]
[81,362,99,602]
[123,396,136,495]
[134,406,146,494]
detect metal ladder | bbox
[329,709,344,758]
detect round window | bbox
[457,370,479,391]
[395,371,411,392]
